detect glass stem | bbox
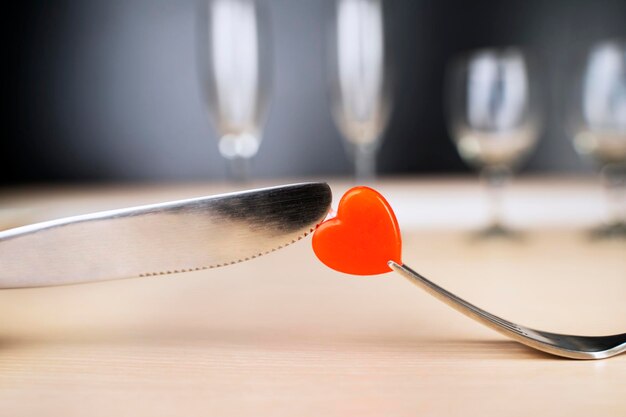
[601,164,626,226]
[355,145,376,182]
[481,165,512,229]
[229,157,250,182]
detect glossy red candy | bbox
[312,186,402,275]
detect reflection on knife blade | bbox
[0,183,332,289]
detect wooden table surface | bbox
[1,178,625,416]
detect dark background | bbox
[5,0,626,184]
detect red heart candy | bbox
[312,186,402,275]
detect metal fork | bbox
[389,261,626,360]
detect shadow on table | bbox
[0,324,564,361]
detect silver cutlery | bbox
[391,261,626,360]
[0,183,331,288]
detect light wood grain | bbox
[1,179,625,417]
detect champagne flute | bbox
[328,0,392,181]
[197,0,271,180]
[568,40,626,237]
[445,48,542,237]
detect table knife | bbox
[0,183,331,289]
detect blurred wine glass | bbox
[329,0,392,181]
[568,40,626,238]
[446,48,542,237]
[197,0,271,180]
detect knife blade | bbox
[0,182,332,289]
